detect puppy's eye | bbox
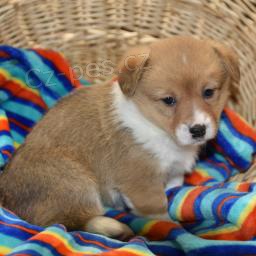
[162,96,176,106]
[202,88,215,99]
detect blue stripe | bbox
[0,46,59,104]
[8,249,43,256]
[9,122,28,137]
[31,50,74,92]
[0,130,11,137]
[222,111,256,149]
[5,110,35,128]
[3,101,43,123]
[189,244,256,256]
[0,88,46,113]
[219,121,253,163]
[25,51,68,97]
[216,132,249,169]
[193,186,219,220]
[10,240,60,256]
[149,244,184,256]
[0,224,32,240]
[197,161,228,181]
[0,144,15,152]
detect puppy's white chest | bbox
[112,82,197,176]
[142,135,196,174]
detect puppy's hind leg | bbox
[34,157,133,240]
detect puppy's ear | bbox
[116,46,150,96]
[210,41,240,102]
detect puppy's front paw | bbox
[165,175,184,190]
[85,216,134,241]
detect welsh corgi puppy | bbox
[0,36,239,239]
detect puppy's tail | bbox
[85,216,134,240]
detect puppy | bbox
[0,37,239,239]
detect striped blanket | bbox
[0,46,256,256]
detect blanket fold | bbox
[0,46,256,256]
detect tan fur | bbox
[0,36,239,238]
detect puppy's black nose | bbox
[189,124,206,138]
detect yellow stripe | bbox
[195,168,210,177]
[0,246,12,254]
[176,188,194,221]
[139,220,157,236]
[45,231,94,254]
[118,247,151,256]
[238,194,256,226]
[13,141,21,149]
[200,225,238,237]
[0,69,40,96]
[46,230,148,255]
[0,116,7,121]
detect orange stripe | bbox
[114,213,127,220]
[185,171,212,186]
[0,76,48,110]
[0,220,38,235]
[224,108,256,141]
[34,49,81,88]
[145,221,179,241]
[237,182,251,192]
[180,187,209,221]
[30,234,87,255]
[99,250,142,256]
[2,150,12,158]
[74,233,113,250]
[0,118,10,131]
[201,206,256,241]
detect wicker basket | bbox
[0,0,256,182]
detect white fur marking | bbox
[193,108,215,141]
[85,216,133,239]
[176,105,215,146]
[112,81,197,174]
[165,175,184,190]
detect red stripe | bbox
[0,220,38,235]
[185,171,212,186]
[99,250,142,256]
[0,52,9,58]
[114,213,127,220]
[0,74,48,110]
[0,118,10,132]
[30,234,86,255]
[224,108,256,141]
[34,49,81,88]
[9,118,31,132]
[180,187,209,221]
[211,142,240,171]
[207,158,232,176]
[74,233,113,250]
[145,221,179,241]
[2,150,12,158]
[237,182,251,192]
[201,206,256,241]
[217,195,239,220]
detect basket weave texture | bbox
[1,0,256,181]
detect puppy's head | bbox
[117,36,240,147]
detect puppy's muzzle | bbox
[189,124,206,139]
